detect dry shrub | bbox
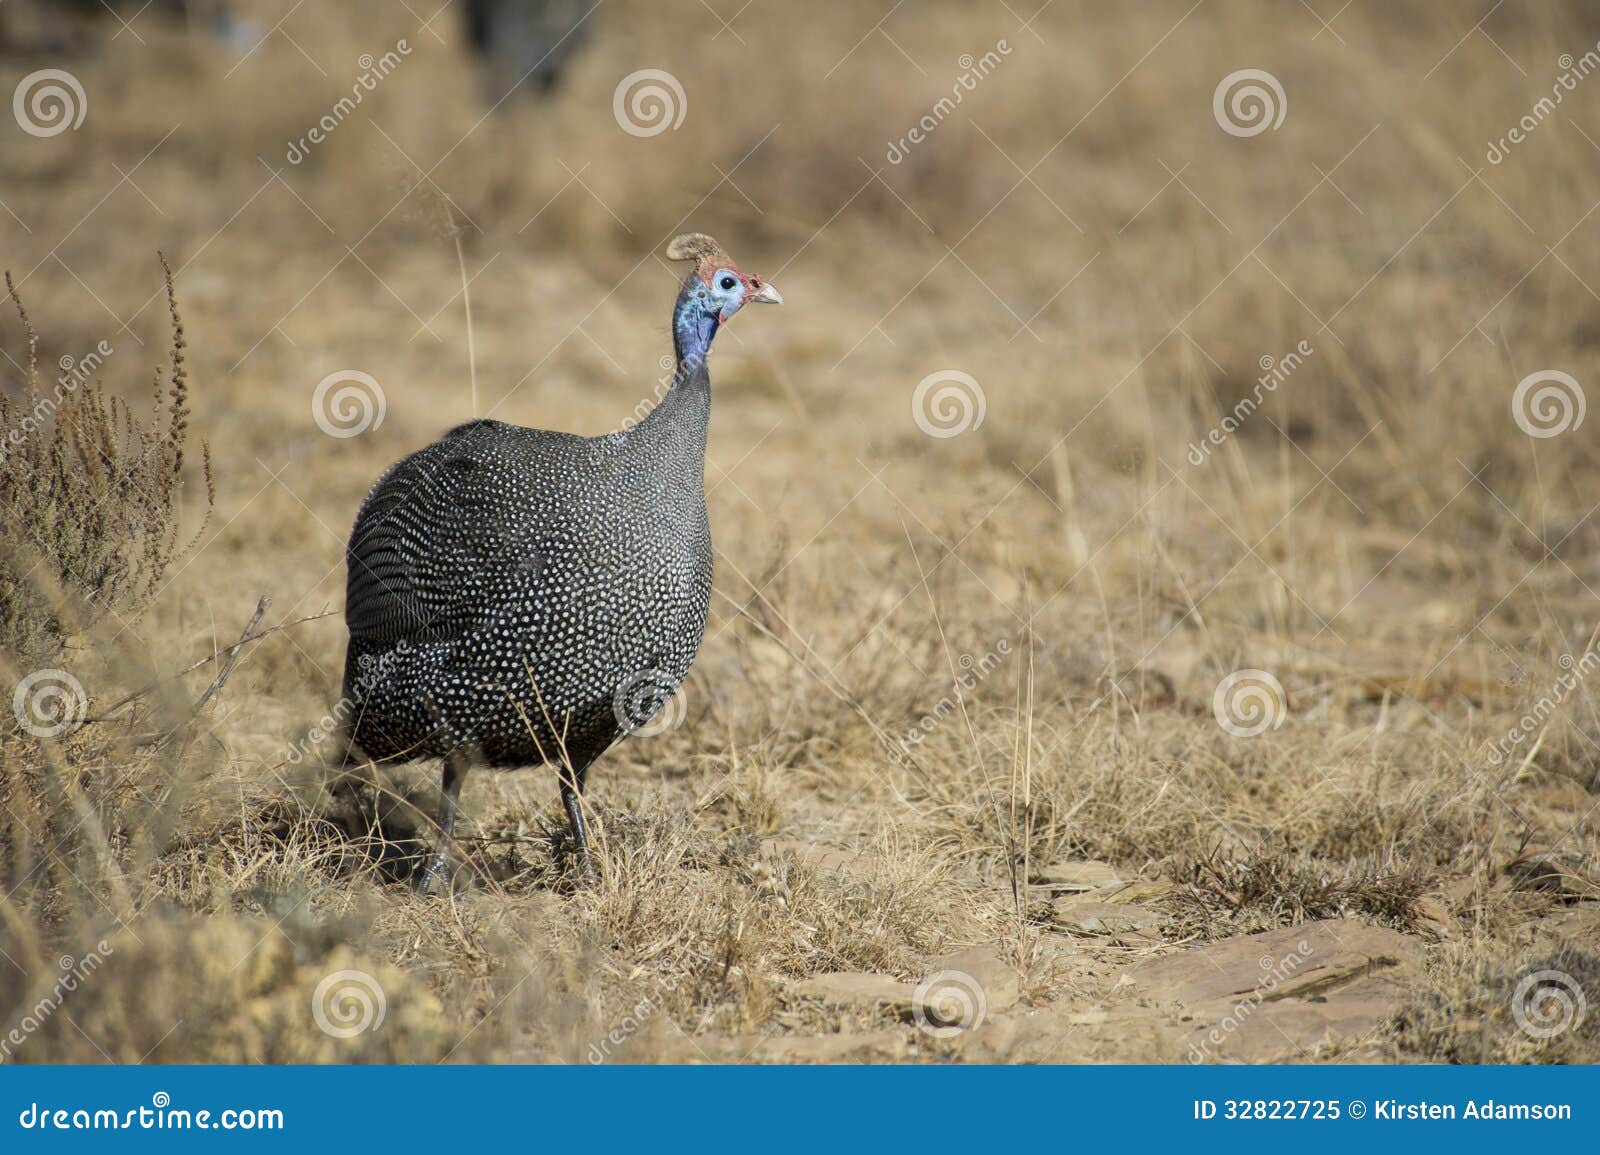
[0,259,212,661]
[1391,944,1600,1065]
[0,906,454,1063]
[1173,844,1431,936]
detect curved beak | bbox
[746,280,783,306]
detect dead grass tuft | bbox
[1173,845,1432,937]
[0,259,211,662]
[1390,944,1600,1065]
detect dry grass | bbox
[1,0,1598,1063]
[0,260,211,661]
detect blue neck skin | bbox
[671,285,720,385]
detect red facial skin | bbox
[698,265,776,323]
[689,247,780,322]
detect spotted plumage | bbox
[341,233,782,887]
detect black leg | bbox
[417,749,469,894]
[559,763,597,882]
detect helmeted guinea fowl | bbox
[340,233,782,889]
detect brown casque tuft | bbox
[666,232,736,282]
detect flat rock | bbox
[1031,860,1123,891]
[794,949,1023,1030]
[793,972,916,1013]
[1095,879,1175,905]
[1051,898,1164,934]
[647,1031,909,1064]
[926,945,1021,1013]
[745,1031,909,1063]
[1123,918,1420,1005]
[959,1011,1038,1061]
[1175,980,1410,1062]
[961,1006,1175,1063]
[1120,919,1422,1062]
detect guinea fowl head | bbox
[666,232,782,327]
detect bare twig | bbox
[189,595,270,716]
[86,602,336,722]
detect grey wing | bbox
[344,446,539,648]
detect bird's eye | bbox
[720,276,737,290]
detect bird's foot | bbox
[557,844,598,888]
[414,850,453,896]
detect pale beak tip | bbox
[750,282,783,305]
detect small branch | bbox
[190,594,270,716]
[85,601,336,722]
